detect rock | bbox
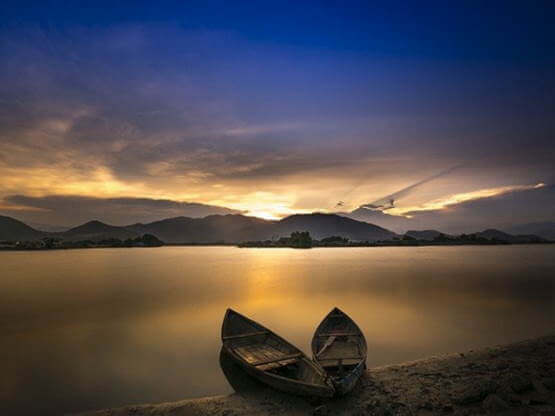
[313,404,328,416]
[532,379,549,395]
[509,375,533,393]
[454,380,496,405]
[418,401,433,410]
[543,377,555,391]
[497,385,522,405]
[482,394,510,413]
[528,395,548,406]
[500,410,531,416]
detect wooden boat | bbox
[221,309,335,397]
[311,307,367,395]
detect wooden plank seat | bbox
[222,330,268,340]
[318,356,363,361]
[253,352,302,367]
[257,357,300,372]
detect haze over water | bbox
[2,245,555,415]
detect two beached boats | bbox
[221,307,367,397]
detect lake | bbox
[1,245,554,415]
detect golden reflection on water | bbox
[0,246,554,415]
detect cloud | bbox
[393,182,546,216]
[0,23,554,220]
[0,195,242,227]
[349,183,555,234]
[362,165,463,211]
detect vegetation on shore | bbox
[238,231,551,248]
[3,229,552,251]
[1,213,552,250]
[0,234,164,250]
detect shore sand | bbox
[77,335,555,415]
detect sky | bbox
[0,1,554,229]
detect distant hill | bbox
[27,222,71,232]
[405,230,445,241]
[340,207,412,233]
[474,229,516,241]
[277,213,396,241]
[129,213,396,243]
[471,229,547,244]
[0,213,397,244]
[3,213,549,246]
[0,215,45,241]
[64,220,139,241]
[128,215,272,244]
[505,222,555,241]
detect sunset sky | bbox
[1,1,554,228]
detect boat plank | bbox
[253,352,302,367]
[222,330,268,340]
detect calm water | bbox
[1,246,555,415]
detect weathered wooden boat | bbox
[311,307,367,395]
[221,309,335,397]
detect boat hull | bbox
[221,309,335,398]
[311,307,368,396]
[332,360,366,395]
[223,345,334,397]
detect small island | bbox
[0,233,164,250]
[0,213,552,251]
[238,230,551,248]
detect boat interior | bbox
[223,311,327,385]
[313,311,366,378]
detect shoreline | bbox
[2,241,553,252]
[77,334,555,415]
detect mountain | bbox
[277,213,397,241]
[128,215,272,244]
[472,229,547,244]
[27,222,71,232]
[2,213,552,245]
[64,220,139,241]
[405,230,445,241]
[341,208,412,234]
[0,215,45,241]
[90,213,397,243]
[1,214,397,244]
[505,222,555,241]
[127,213,397,243]
[474,229,516,241]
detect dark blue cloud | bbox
[0,2,553,221]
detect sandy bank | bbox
[77,335,555,415]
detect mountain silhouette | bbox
[277,213,395,241]
[1,214,549,245]
[0,213,397,243]
[64,220,139,241]
[0,215,45,241]
[505,222,555,241]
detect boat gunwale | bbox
[311,307,367,395]
[311,307,367,362]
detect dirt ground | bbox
[77,335,555,416]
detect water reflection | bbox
[219,347,265,396]
[0,246,554,415]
